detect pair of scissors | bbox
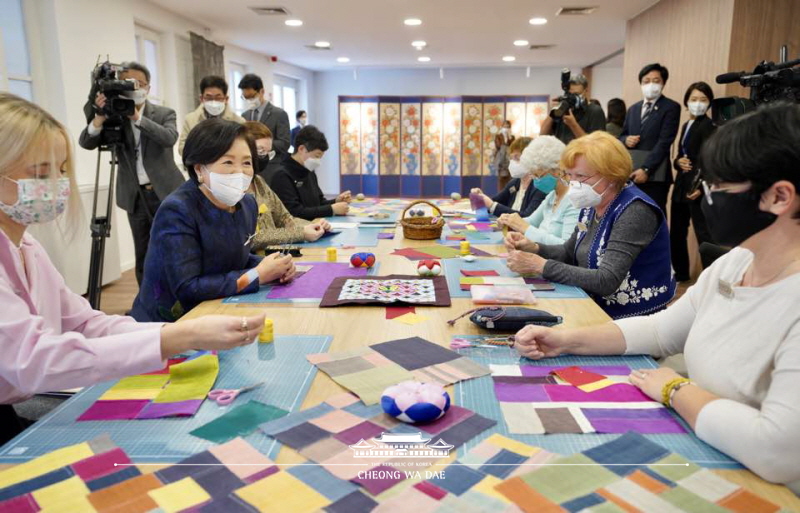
[207,382,265,406]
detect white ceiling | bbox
[149,0,658,71]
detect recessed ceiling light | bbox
[285,19,303,27]
[513,40,529,47]
[502,55,516,62]
[315,41,331,48]
[529,17,548,25]
[411,40,427,49]
[418,56,431,62]
[337,57,350,63]
[404,18,422,26]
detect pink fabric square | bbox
[418,406,475,436]
[362,352,395,367]
[77,400,150,421]
[324,393,360,409]
[544,383,652,402]
[72,448,131,481]
[414,481,448,500]
[333,421,385,445]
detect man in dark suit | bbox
[79,61,185,285]
[238,74,291,182]
[291,110,306,149]
[619,63,681,214]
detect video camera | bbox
[713,58,800,124]
[91,60,137,119]
[550,68,585,119]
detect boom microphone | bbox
[716,71,746,84]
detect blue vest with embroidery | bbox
[574,184,676,319]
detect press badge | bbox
[577,222,588,233]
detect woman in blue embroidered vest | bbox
[131,119,296,322]
[504,131,675,319]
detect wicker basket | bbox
[401,200,445,240]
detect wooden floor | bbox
[95,268,694,317]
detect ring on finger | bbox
[240,317,248,332]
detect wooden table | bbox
[182,226,800,508]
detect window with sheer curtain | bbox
[135,24,163,105]
[229,61,247,114]
[0,0,34,101]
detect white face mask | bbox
[244,97,261,111]
[508,159,528,179]
[268,150,276,160]
[202,166,252,207]
[0,177,70,225]
[641,83,662,101]
[500,127,509,135]
[123,89,147,106]
[203,100,225,117]
[299,117,307,126]
[687,101,709,117]
[567,178,606,209]
[304,157,322,172]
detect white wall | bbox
[591,66,625,113]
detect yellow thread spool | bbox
[259,318,274,343]
[460,241,471,255]
[326,247,337,262]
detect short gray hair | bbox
[120,61,151,84]
[520,135,566,174]
[569,73,588,88]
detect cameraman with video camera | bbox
[79,61,185,286]
[540,71,606,145]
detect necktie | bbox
[641,102,653,125]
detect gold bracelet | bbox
[661,378,691,407]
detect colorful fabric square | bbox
[320,274,451,307]
[234,470,331,513]
[307,338,489,404]
[495,432,782,513]
[77,352,219,421]
[189,400,288,443]
[266,261,371,299]
[492,364,688,434]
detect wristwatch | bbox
[642,166,650,174]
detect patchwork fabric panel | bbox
[320,275,451,307]
[77,352,219,421]
[259,393,496,496]
[491,364,688,434]
[307,338,490,404]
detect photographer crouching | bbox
[79,61,185,286]
[540,71,606,145]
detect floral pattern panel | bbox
[360,102,378,177]
[461,103,482,176]
[482,102,505,176]
[506,102,526,138]
[421,102,443,176]
[339,102,361,175]
[400,103,421,176]
[379,103,401,175]
[526,100,549,137]
[442,102,461,177]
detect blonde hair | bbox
[520,135,566,175]
[560,131,632,186]
[0,93,81,228]
[508,136,532,155]
[243,120,273,140]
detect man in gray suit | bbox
[79,61,185,285]
[238,73,291,184]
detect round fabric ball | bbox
[350,252,376,268]
[381,381,450,424]
[356,193,365,201]
[417,260,442,276]
[451,192,462,201]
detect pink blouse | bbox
[0,230,164,404]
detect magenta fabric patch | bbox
[418,406,475,436]
[266,262,370,299]
[71,448,131,481]
[493,382,550,403]
[136,399,204,419]
[243,465,280,484]
[544,384,651,403]
[351,465,405,495]
[332,421,385,445]
[520,365,634,377]
[414,480,448,500]
[76,400,150,421]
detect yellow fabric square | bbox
[466,225,477,231]
[113,374,170,390]
[578,378,616,392]
[31,475,91,511]
[485,433,540,457]
[148,477,211,513]
[393,313,429,325]
[460,277,485,285]
[99,388,163,400]
[0,442,93,488]
[473,475,511,503]
[235,471,330,513]
[153,353,219,403]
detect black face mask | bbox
[257,155,270,173]
[701,189,778,246]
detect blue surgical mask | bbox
[533,174,558,194]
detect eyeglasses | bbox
[701,180,752,205]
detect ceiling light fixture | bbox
[314,41,331,48]
[285,19,303,27]
[411,40,427,50]
[502,56,516,62]
[404,18,422,26]
[513,40,529,47]
[337,57,350,63]
[529,17,548,25]
[418,56,431,62]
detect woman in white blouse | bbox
[497,135,580,245]
[512,104,800,489]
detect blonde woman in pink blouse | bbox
[0,93,265,443]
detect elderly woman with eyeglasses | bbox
[504,131,675,319]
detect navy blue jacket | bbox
[619,95,681,184]
[491,178,547,217]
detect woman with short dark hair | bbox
[130,118,296,322]
[605,98,626,137]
